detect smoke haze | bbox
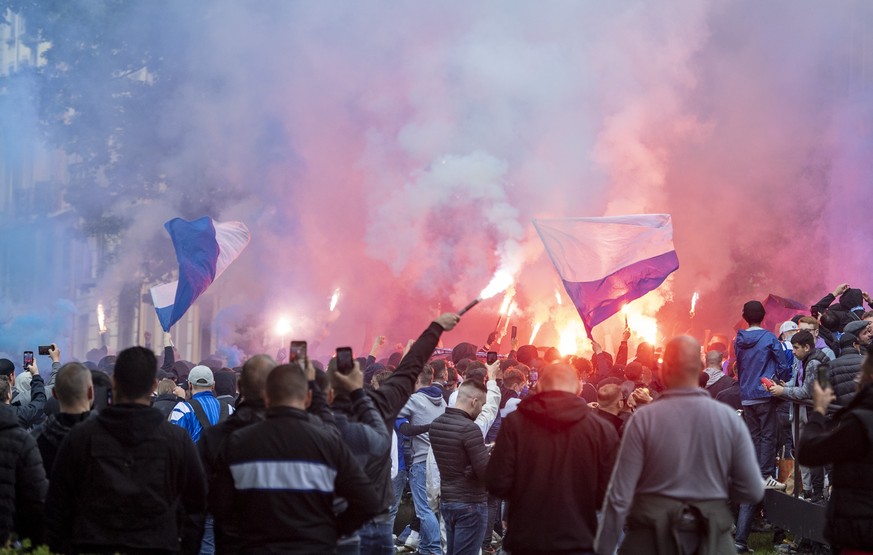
[2,0,872,360]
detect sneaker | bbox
[736,543,754,553]
[404,530,420,550]
[764,476,787,490]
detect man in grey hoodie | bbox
[398,364,446,555]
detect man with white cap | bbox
[170,365,234,443]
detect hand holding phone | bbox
[817,366,831,390]
[486,351,498,365]
[336,347,354,375]
[289,341,307,371]
[23,351,34,370]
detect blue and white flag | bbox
[150,217,250,332]
[533,214,679,338]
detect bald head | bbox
[239,354,277,401]
[537,363,581,395]
[705,350,723,369]
[265,364,310,409]
[662,336,704,389]
[54,362,94,413]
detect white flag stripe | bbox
[534,215,675,282]
[213,220,251,279]
[150,280,178,310]
[230,460,337,492]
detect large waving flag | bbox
[150,217,250,332]
[534,214,679,338]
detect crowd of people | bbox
[2,283,873,554]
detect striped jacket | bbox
[208,406,380,554]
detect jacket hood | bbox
[840,288,865,311]
[736,328,771,348]
[517,390,591,430]
[417,385,445,405]
[0,405,18,431]
[96,404,168,445]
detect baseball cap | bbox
[779,321,799,337]
[844,320,870,337]
[187,365,215,387]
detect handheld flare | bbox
[458,298,481,316]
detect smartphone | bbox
[336,347,354,375]
[511,326,517,341]
[486,351,498,365]
[289,341,307,370]
[760,377,775,389]
[38,345,52,356]
[817,366,830,389]
[23,351,34,369]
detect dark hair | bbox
[459,378,486,395]
[462,361,486,378]
[503,368,525,389]
[742,300,766,325]
[372,370,392,389]
[314,368,329,392]
[387,352,403,368]
[544,347,562,363]
[0,376,10,401]
[266,364,308,404]
[214,369,237,397]
[820,310,841,332]
[417,363,434,385]
[839,333,859,349]
[790,330,816,350]
[114,347,157,400]
[571,357,593,380]
[465,366,488,385]
[431,359,448,382]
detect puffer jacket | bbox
[828,349,864,407]
[430,407,490,503]
[35,411,91,476]
[0,404,47,545]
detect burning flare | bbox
[97,303,107,334]
[329,288,341,312]
[690,291,700,317]
[275,316,291,337]
[529,322,543,345]
[479,269,513,300]
[554,288,563,305]
[558,320,586,356]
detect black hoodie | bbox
[46,403,207,554]
[0,405,47,546]
[486,391,619,554]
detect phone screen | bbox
[486,351,498,365]
[290,341,307,370]
[23,351,34,368]
[336,347,354,375]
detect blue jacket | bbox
[169,391,233,443]
[734,328,791,403]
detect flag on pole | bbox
[534,214,679,338]
[150,217,250,332]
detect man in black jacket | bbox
[431,379,490,555]
[828,333,864,407]
[36,362,93,476]
[487,363,619,555]
[0,376,47,547]
[209,363,380,554]
[46,346,207,554]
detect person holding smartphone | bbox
[798,355,873,553]
[0,347,53,430]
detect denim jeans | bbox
[199,514,215,555]
[743,400,778,478]
[359,520,394,555]
[735,502,757,546]
[409,462,441,554]
[441,501,487,555]
[389,467,408,528]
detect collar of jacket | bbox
[444,406,474,420]
[656,387,710,399]
[266,406,309,420]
